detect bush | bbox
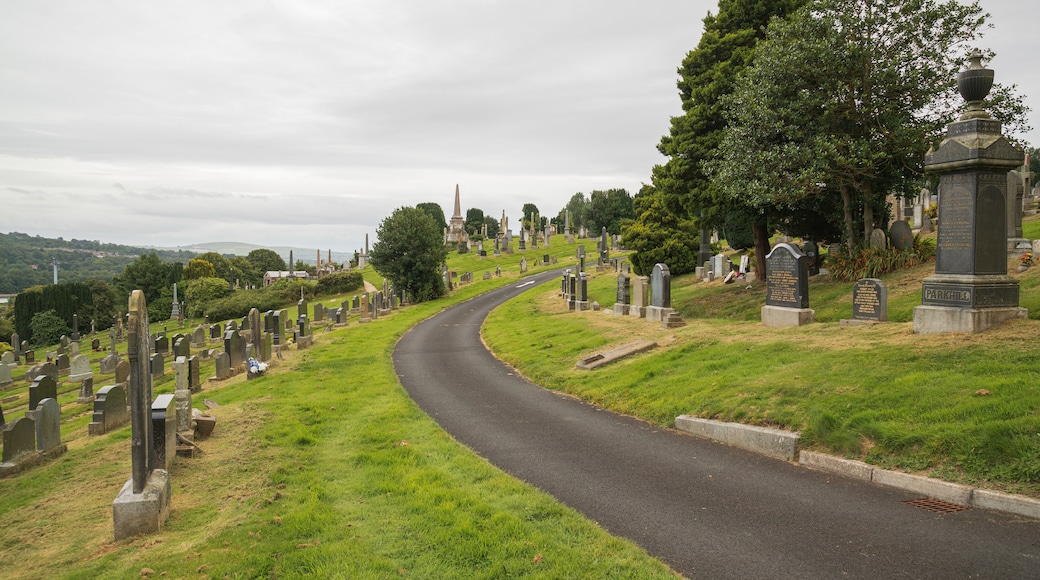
[203,289,288,323]
[315,271,364,296]
[30,310,71,348]
[0,342,12,355]
[185,277,232,317]
[828,236,936,282]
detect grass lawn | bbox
[0,239,676,579]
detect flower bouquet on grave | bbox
[1020,253,1034,266]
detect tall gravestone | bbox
[613,274,631,316]
[762,243,815,328]
[913,51,1027,334]
[112,290,171,541]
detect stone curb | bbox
[673,417,1040,521]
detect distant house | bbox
[263,271,310,287]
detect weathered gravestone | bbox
[209,324,222,340]
[112,289,171,541]
[27,375,57,421]
[762,243,815,328]
[172,336,190,359]
[10,332,20,363]
[101,351,121,374]
[312,303,325,322]
[249,308,263,358]
[520,257,528,273]
[69,354,92,383]
[150,353,165,379]
[841,278,888,326]
[55,353,70,375]
[188,355,201,392]
[913,51,1027,334]
[628,276,648,318]
[91,338,101,352]
[88,384,130,435]
[213,352,232,380]
[0,363,11,387]
[173,357,192,434]
[2,417,35,464]
[613,274,631,316]
[115,359,130,385]
[646,264,683,327]
[77,376,95,404]
[34,398,63,453]
[23,349,34,364]
[151,393,177,472]
[1,351,15,366]
[890,221,913,252]
[224,329,246,367]
[154,334,169,357]
[191,325,206,348]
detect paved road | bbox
[393,271,1040,579]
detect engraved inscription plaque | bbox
[766,244,809,309]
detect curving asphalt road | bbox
[393,271,1040,579]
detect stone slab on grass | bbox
[576,340,657,370]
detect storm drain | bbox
[902,497,970,514]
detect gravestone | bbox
[224,330,246,367]
[567,273,577,310]
[296,315,313,348]
[869,228,887,250]
[801,241,820,276]
[77,376,95,404]
[645,264,679,323]
[213,352,231,380]
[69,354,92,382]
[112,289,170,541]
[0,363,11,387]
[352,296,360,311]
[264,310,275,334]
[173,357,192,433]
[11,332,20,363]
[2,417,35,463]
[91,338,101,351]
[483,271,492,280]
[762,243,815,328]
[712,254,728,278]
[172,336,190,359]
[191,325,206,348]
[59,335,68,353]
[150,353,165,379]
[561,270,570,300]
[0,351,12,365]
[151,393,177,472]
[914,51,1026,334]
[313,303,325,322]
[842,278,888,326]
[209,324,222,340]
[890,221,913,252]
[24,349,34,364]
[188,355,201,392]
[260,332,272,362]
[28,375,58,420]
[574,272,590,311]
[154,334,169,357]
[34,398,62,452]
[89,384,130,435]
[71,314,81,343]
[495,265,501,277]
[520,258,528,273]
[614,274,631,316]
[240,315,249,330]
[543,254,550,266]
[55,353,70,374]
[248,308,262,358]
[272,310,283,346]
[115,359,130,385]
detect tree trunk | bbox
[752,218,770,282]
[862,182,875,246]
[841,184,856,250]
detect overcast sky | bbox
[1,1,1036,255]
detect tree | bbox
[183,258,216,280]
[645,0,804,277]
[246,248,287,273]
[195,252,231,280]
[521,203,540,230]
[370,206,449,302]
[113,253,181,321]
[711,0,1030,251]
[184,277,231,317]
[229,256,261,288]
[586,189,635,234]
[482,215,500,239]
[83,278,120,330]
[622,184,701,275]
[293,260,317,276]
[416,202,448,234]
[555,192,589,231]
[29,310,70,348]
[465,208,485,235]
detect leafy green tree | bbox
[29,310,70,348]
[0,315,13,344]
[370,206,449,302]
[229,256,261,288]
[183,258,216,280]
[712,0,1030,251]
[246,248,287,273]
[293,260,317,276]
[315,271,364,295]
[465,208,485,235]
[555,192,589,231]
[83,279,120,331]
[482,216,500,239]
[196,252,231,280]
[184,277,231,317]
[113,253,181,321]
[521,203,540,230]
[586,189,635,235]
[416,202,448,234]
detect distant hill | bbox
[182,242,355,266]
[0,231,197,294]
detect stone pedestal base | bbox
[645,306,675,323]
[912,305,1027,334]
[112,469,171,541]
[761,305,815,328]
[839,319,882,327]
[628,306,646,319]
[612,304,629,316]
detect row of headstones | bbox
[0,397,65,472]
[610,263,686,328]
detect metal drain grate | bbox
[902,497,970,514]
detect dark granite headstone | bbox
[188,355,201,393]
[28,375,58,416]
[765,243,810,309]
[224,330,246,368]
[172,336,190,359]
[801,241,820,276]
[617,274,631,305]
[150,353,165,379]
[853,278,888,321]
[151,393,177,472]
[55,353,70,374]
[89,384,129,436]
[890,221,913,252]
[154,334,169,356]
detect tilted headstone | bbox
[214,352,232,380]
[188,355,201,392]
[151,393,177,472]
[101,351,121,374]
[2,417,36,463]
[852,278,888,322]
[89,384,129,436]
[34,398,62,451]
[69,354,92,382]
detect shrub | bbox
[203,289,288,322]
[0,342,12,355]
[315,271,364,296]
[30,310,71,348]
[828,236,936,282]
[185,277,232,317]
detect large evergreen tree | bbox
[637,0,804,276]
